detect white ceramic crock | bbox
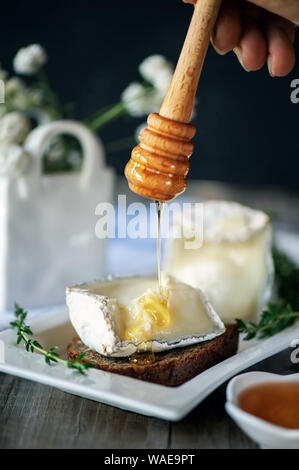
[0,120,114,313]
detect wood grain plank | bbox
[170,385,257,449]
[0,374,169,449]
[94,405,169,449]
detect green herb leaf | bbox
[11,303,93,375]
[236,246,299,340]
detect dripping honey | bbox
[129,201,166,366]
[238,382,299,429]
[130,351,156,369]
[156,201,165,291]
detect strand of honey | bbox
[156,201,165,292]
[129,201,165,367]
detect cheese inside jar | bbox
[164,201,273,323]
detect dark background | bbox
[2,0,299,188]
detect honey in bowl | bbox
[238,382,299,430]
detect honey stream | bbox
[156,201,165,292]
[130,201,165,367]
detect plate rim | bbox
[1,307,299,421]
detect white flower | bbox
[152,67,173,94]
[121,82,164,117]
[13,44,47,75]
[5,77,28,109]
[0,142,31,178]
[5,78,40,110]
[5,77,26,95]
[121,82,147,117]
[122,82,144,102]
[139,55,173,92]
[121,55,174,117]
[0,112,31,144]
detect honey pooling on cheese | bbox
[124,288,170,344]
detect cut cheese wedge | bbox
[66,275,225,357]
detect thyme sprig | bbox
[10,303,94,374]
[236,302,299,340]
[236,247,299,340]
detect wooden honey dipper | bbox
[125,0,222,201]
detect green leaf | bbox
[66,355,94,375]
[51,352,60,358]
[76,353,85,362]
[23,326,33,335]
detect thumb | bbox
[247,0,299,26]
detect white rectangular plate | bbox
[1,307,299,421]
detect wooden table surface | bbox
[1,179,299,449]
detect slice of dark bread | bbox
[67,324,239,386]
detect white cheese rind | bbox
[66,276,225,358]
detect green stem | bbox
[37,69,63,119]
[257,312,299,333]
[85,102,121,125]
[20,330,65,364]
[87,102,127,131]
[11,304,93,374]
[86,84,154,131]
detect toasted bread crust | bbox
[67,324,239,386]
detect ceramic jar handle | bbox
[24,120,105,190]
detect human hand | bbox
[212,0,299,76]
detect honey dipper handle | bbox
[160,0,221,123]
